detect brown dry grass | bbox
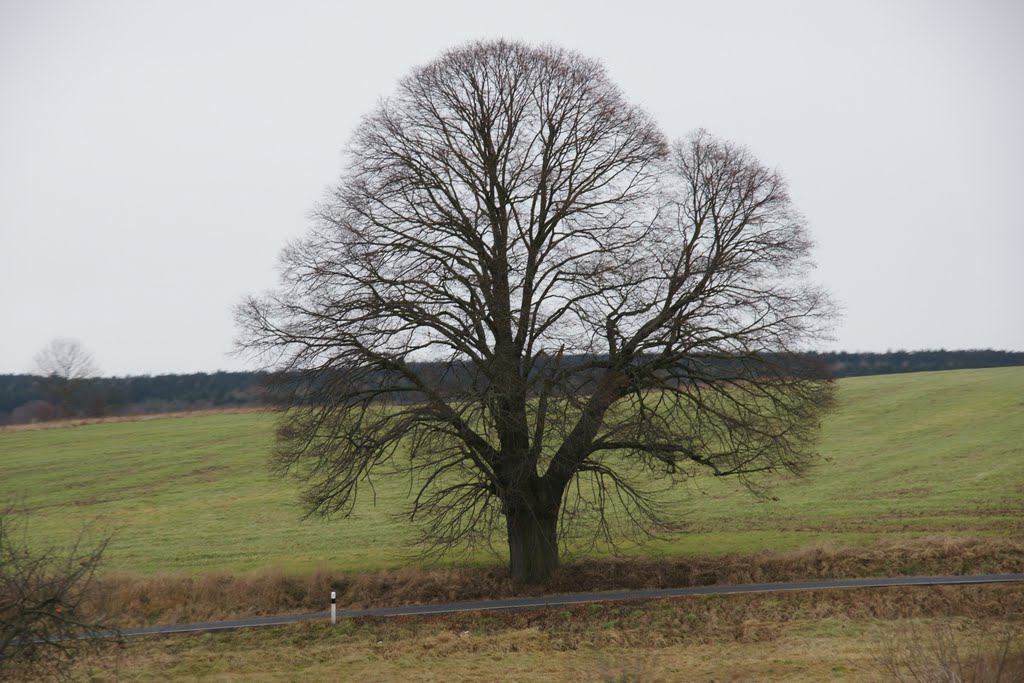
[310,583,1024,663]
[84,535,1024,628]
[0,406,270,433]
[22,584,1024,682]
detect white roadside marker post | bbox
[331,591,337,624]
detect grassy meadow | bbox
[1,367,1023,577]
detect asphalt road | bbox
[93,572,1024,640]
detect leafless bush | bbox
[876,619,1024,683]
[0,506,114,677]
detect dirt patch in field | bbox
[85,535,1024,628]
[185,464,232,480]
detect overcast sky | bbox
[1,0,1021,376]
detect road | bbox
[92,572,1024,639]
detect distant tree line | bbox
[0,372,268,425]
[0,350,1021,426]
[815,349,1024,377]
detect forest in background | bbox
[1,349,1022,426]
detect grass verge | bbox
[84,536,1024,628]
[20,583,1024,682]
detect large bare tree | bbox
[238,40,836,583]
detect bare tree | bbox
[0,506,112,676]
[33,338,98,419]
[238,40,837,583]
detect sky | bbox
[1,0,1022,376]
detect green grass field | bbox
[1,367,1022,576]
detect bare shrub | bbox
[0,506,114,677]
[9,400,58,424]
[875,619,1024,683]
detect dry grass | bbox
[19,583,1024,682]
[0,406,269,433]
[83,536,1024,628]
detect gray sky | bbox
[2,0,1022,376]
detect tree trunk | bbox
[506,503,559,583]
